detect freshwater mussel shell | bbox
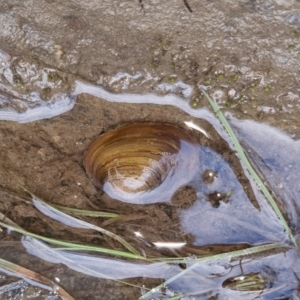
[84,123,200,204]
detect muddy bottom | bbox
[0,87,298,299]
[0,92,257,254]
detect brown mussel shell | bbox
[84,123,200,204]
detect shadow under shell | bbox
[84,123,201,204]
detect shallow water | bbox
[0,0,300,299]
[0,81,299,299]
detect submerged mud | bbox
[0,88,298,299]
[0,93,263,251]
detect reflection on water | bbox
[230,118,300,234]
[23,237,300,299]
[74,82,291,246]
[0,80,299,299]
[84,122,202,205]
[180,146,285,245]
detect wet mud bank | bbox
[1,1,300,136]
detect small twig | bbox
[239,257,244,275]
[139,0,144,12]
[183,0,193,12]
[138,0,193,13]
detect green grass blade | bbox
[0,212,23,229]
[140,243,286,299]
[149,243,285,264]
[0,221,145,260]
[51,204,119,218]
[202,90,297,247]
[0,164,139,255]
[34,198,139,255]
[29,238,151,292]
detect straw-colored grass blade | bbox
[0,257,74,300]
